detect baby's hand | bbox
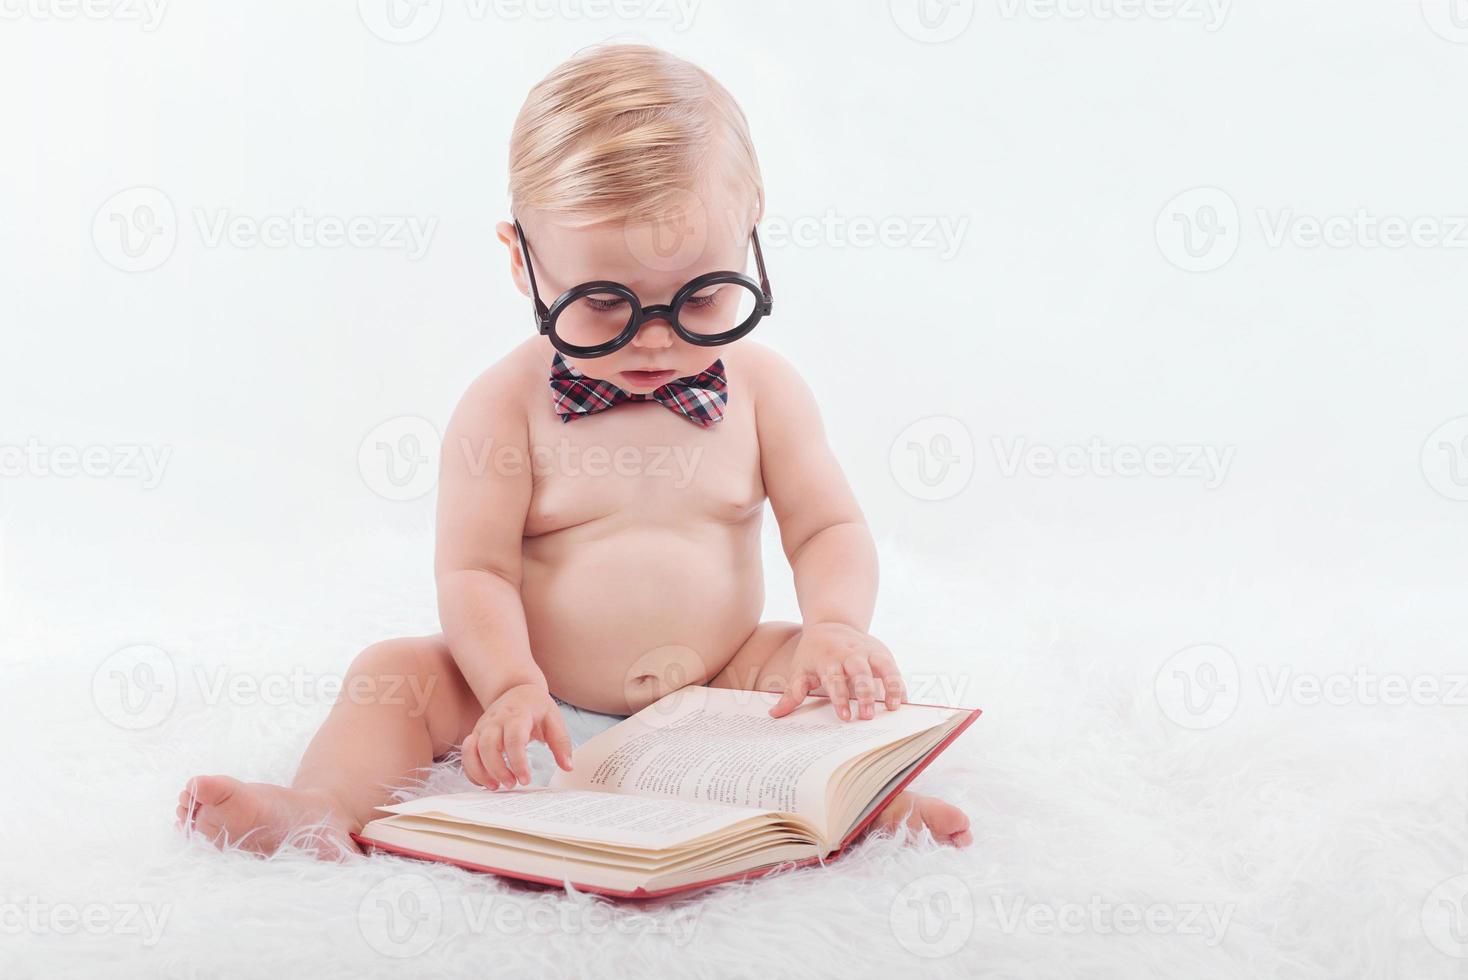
[460,684,574,789]
[769,623,906,722]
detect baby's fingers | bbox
[539,707,575,773]
[769,672,815,718]
[869,649,906,710]
[460,729,498,789]
[502,713,535,786]
[476,726,516,789]
[824,669,852,721]
[847,657,878,720]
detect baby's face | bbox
[512,191,757,392]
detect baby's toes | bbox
[916,797,971,847]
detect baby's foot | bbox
[873,791,972,847]
[176,775,360,859]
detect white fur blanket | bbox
[3,534,1464,979]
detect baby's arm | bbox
[751,348,906,720]
[435,364,572,785]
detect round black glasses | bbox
[513,219,774,359]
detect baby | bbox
[178,44,970,857]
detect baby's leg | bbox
[710,622,972,848]
[176,634,481,857]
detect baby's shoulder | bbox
[725,341,815,413]
[726,340,806,393]
[447,339,550,435]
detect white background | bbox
[3,2,1467,977]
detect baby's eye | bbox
[683,289,722,310]
[586,297,628,313]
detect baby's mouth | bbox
[620,368,678,388]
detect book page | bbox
[550,687,959,829]
[380,787,769,850]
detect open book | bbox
[354,686,980,898]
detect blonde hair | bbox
[509,44,763,225]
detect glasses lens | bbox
[553,290,635,351]
[675,281,760,339]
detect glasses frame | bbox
[513,218,774,359]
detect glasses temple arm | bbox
[513,219,551,321]
[751,226,772,302]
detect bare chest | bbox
[522,398,764,536]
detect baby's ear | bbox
[495,220,531,298]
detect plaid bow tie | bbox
[549,354,728,427]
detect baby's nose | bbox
[631,316,674,348]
